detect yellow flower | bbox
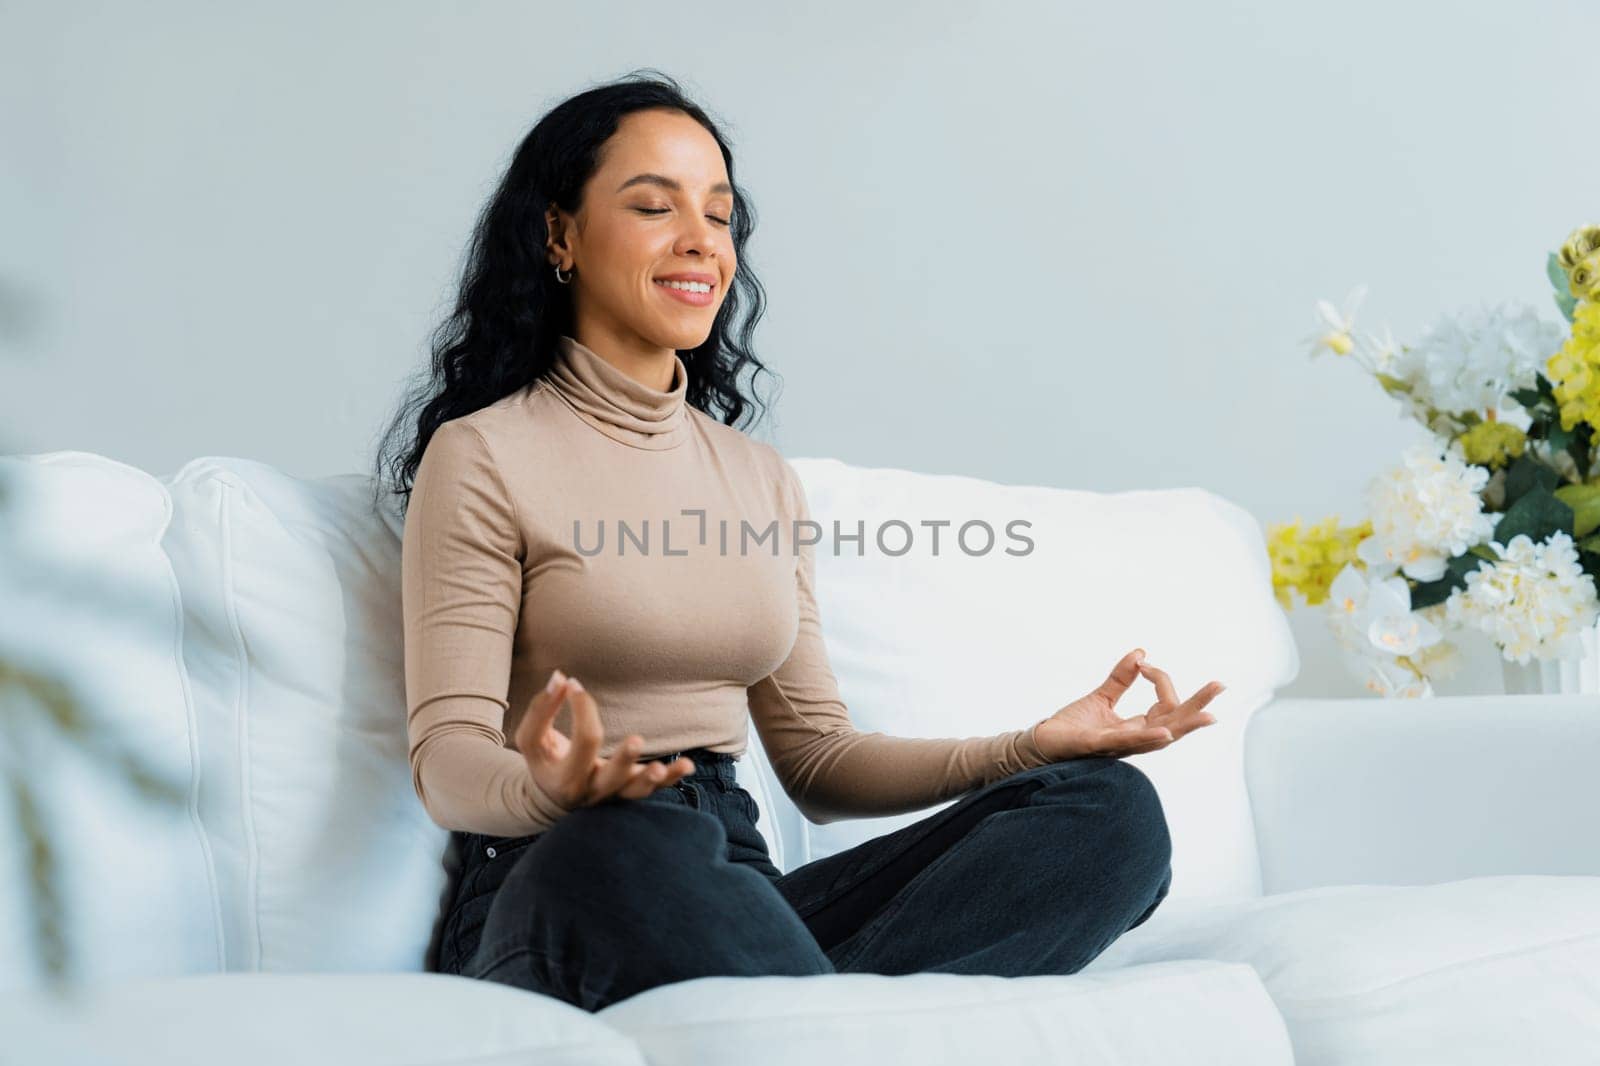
[1457,420,1527,470]
[1267,516,1374,610]
[1558,224,1600,272]
[1547,299,1600,433]
[1571,252,1600,302]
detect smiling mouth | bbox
[653,279,716,306]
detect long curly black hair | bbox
[371,69,776,516]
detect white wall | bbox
[4,0,1595,697]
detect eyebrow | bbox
[616,172,733,196]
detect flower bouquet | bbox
[1269,223,1600,698]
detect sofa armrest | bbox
[1243,694,1600,894]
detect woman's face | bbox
[550,108,736,356]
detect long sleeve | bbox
[746,458,1057,825]
[400,418,572,835]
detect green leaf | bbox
[1555,483,1600,539]
[1549,420,1574,452]
[1580,532,1600,553]
[1578,545,1600,587]
[1571,423,1596,482]
[1548,250,1575,299]
[1503,454,1561,509]
[1492,486,1575,546]
[1555,290,1578,323]
[1374,373,1410,396]
[1509,387,1545,409]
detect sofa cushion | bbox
[784,456,1299,899]
[0,971,645,1066]
[160,457,447,972]
[0,452,223,990]
[160,456,791,972]
[601,959,1292,1066]
[1080,874,1600,1066]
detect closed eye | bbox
[636,207,732,227]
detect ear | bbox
[545,207,569,260]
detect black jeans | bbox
[434,748,1173,1012]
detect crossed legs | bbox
[464,755,1173,1010]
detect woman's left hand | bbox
[1032,648,1224,761]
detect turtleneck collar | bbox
[545,334,690,450]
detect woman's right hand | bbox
[513,668,696,810]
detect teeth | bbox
[655,279,712,293]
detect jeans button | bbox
[485,846,497,858]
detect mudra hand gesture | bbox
[514,668,695,808]
[1033,649,1223,760]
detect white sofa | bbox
[0,449,1596,1066]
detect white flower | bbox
[1325,563,1390,651]
[1359,656,1435,699]
[1359,323,1402,376]
[1443,532,1600,663]
[1305,285,1368,360]
[1366,595,1443,657]
[1356,442,1496,582]
[1387,303,1566,416]
[1324,563,1445,699]
[1327,564,1439,650]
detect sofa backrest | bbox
[784,457,1300,901]
[0,453,225,991]
[1,449,792,983]
[158,456,449,974]
[157,453,792,973]
[0,448,1298,985]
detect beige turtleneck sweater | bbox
[401,334,1055,836]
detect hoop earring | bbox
[554,263,572,285]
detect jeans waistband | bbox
[643,746,739,784]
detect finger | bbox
[563,679,605,798]
[1137,660,1180,708]
[614,759,671,799]
[631,756,696,796]
[1091,725,1171,755]
[613,755,696,800]
[1164,682,1225,738]
[1189,680,1226,711]
[590,733,645,795]
[1112,733,1173,756]
[514,669,569,756]
[1094,648,1148,705]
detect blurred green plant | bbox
[1,450,188,993]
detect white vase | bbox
[1500,617,1600,695]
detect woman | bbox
[375,70,1223,1013]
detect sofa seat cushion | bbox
[600,959,1292,1066]
[0,971,646,1066]
[1080,874,1600,1066]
